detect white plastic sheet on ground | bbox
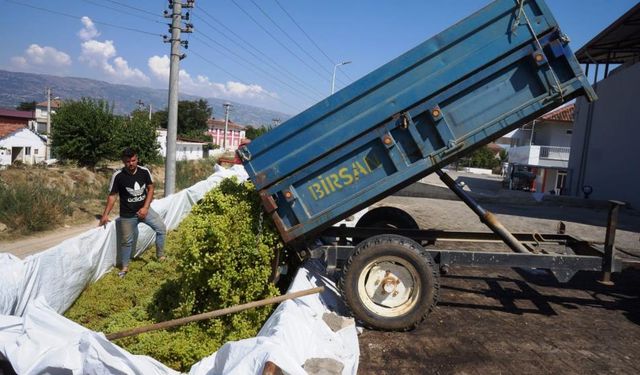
[0,164,360,374]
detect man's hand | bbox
[98,215,110,227]
[137,207,149,220]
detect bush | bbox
[0,180,72,232]
[175,158,218,190]
[164,178,282,332]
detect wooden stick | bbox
[106,286,324,340]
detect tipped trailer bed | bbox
[239,0,637,330]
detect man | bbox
[99,148,166,277]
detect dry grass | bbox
[0,158,222,239]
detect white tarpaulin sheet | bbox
[0,165,360,374]
[0,261,359,374]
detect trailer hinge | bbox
[237,145,252,161]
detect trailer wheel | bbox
[339,234,439,331]
[354,207,419,244]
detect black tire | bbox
[339,234,439,331]
[354,207,419,244]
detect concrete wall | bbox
[533,122,572,147]
[156,130,205,161]
[568,61,640,208]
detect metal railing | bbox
[539,146,570,160]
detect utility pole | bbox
[136,99,152,120]
[223,102,232,150]
[46,87,52,160]
[163,0,193,196]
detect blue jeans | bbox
[116,208,166,268]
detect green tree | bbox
[180,129,212,143]
[16,101,37,111]
[114,110,162,165]
[467,146,500,169]
[51,98,118,167]
[154,99,212,137]
[245,125,272,140]
[498,149,508,164]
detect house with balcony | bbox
[506,104,574,194]
[34,99,62,134]
[206,118,246,151]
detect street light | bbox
[331,61,351,94]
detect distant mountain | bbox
[0,69,291,126]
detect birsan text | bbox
[307,154,382,201]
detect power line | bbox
[189,48,303,114]
[82,0,164,24]
[6,0,162,37]
[273,0,354,83]
[187,45,244,82]
[247,0,348,87]
[229,0,331,85]
[191,32,319,103]
[193,9,325,99]
[103,0,163,18]
[192,32,317,102]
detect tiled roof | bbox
[0,108,34,119]
[486,142,504,153]
[207,118,246,131]
[540,104,574,122]
[36,99,62,108]
[0,124,27,139]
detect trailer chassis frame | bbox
[308,171,639,284]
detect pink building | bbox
[206,118,246,151]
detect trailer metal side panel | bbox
[240,0,596,243]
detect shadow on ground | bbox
[437,268,640,326]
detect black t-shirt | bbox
[109,166,153,218]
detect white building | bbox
[506,104,574,194]
[0,124,47,166]
[34,99,62,134]
[156,129,207,161]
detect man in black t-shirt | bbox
[99,148,167,277]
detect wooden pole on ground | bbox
[106,286,324,341]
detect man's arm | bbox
[137,183,154,219]
[99,193,118,226]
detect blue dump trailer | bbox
[240,0,638,330]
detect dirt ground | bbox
[359,195,640,374]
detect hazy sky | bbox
[1,0,636,114]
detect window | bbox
[25,147,31,155]
[566,130,573,135]
[34,149,38,155]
